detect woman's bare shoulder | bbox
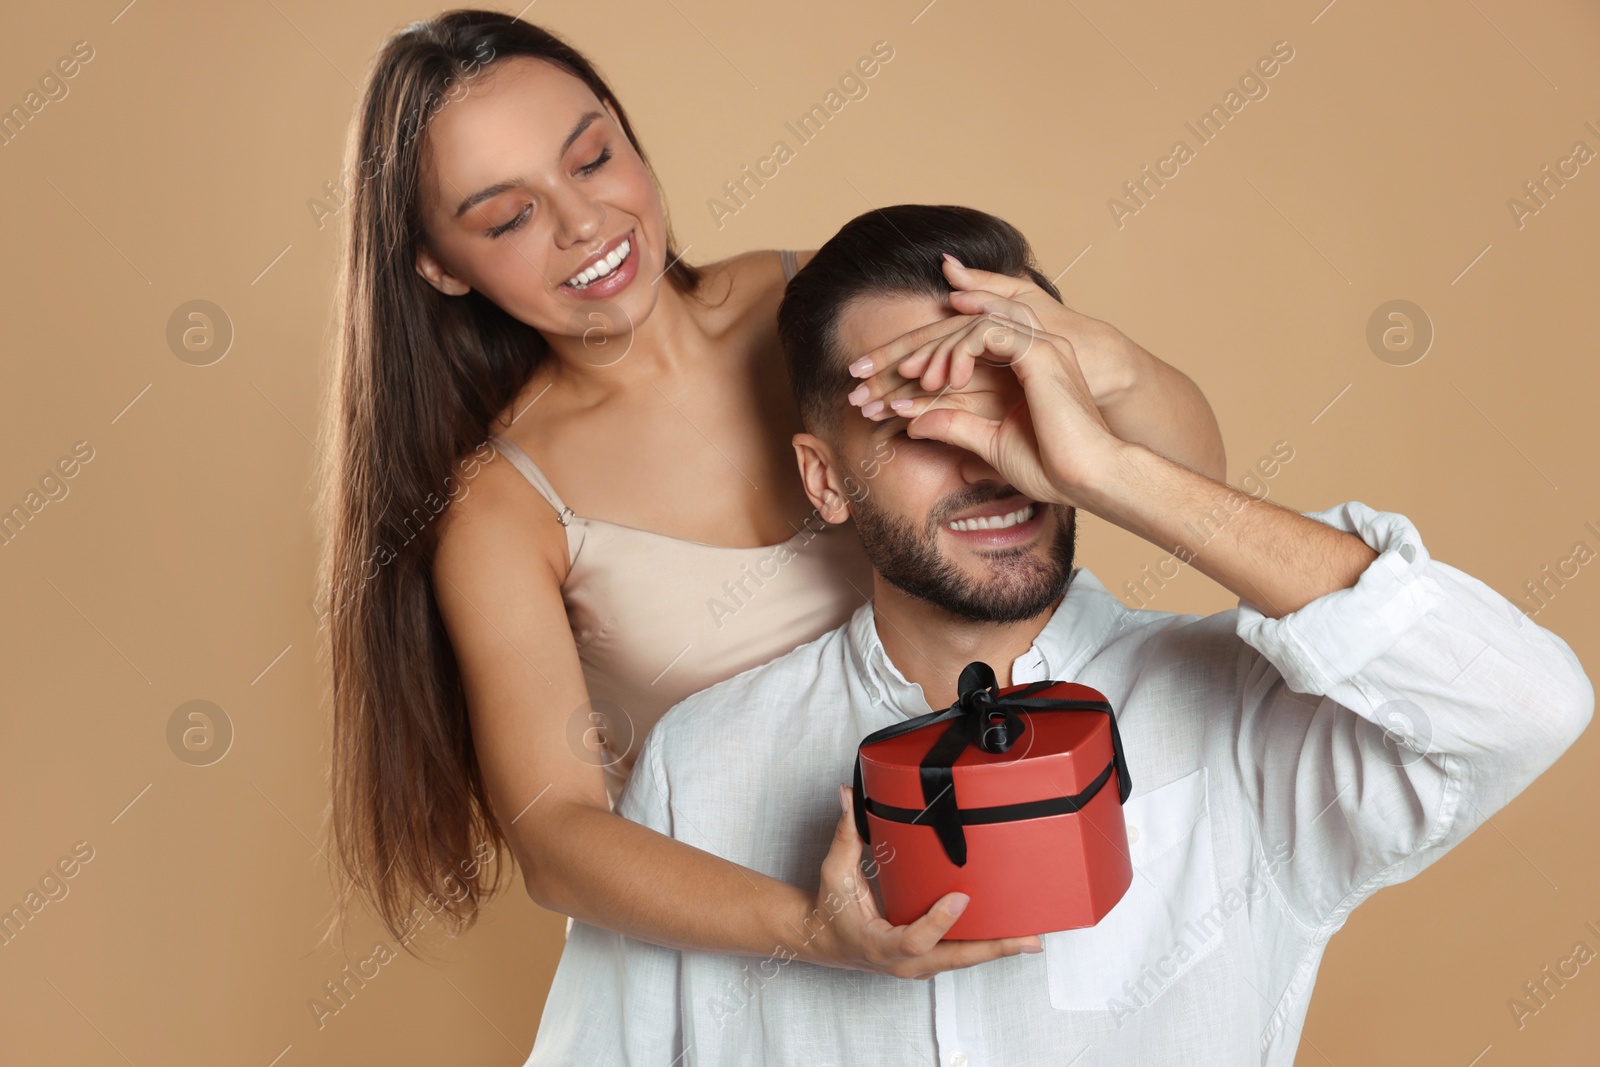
[690,248,808,335]
[433,442,569,589]
[694,247,785,292]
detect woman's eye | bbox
[576,146,612,176]
[484,145,610,238]
[487,204,531,239]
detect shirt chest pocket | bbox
[1042,766,1224,1013]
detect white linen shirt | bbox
[526,501,1593,1067]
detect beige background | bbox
[2,0,1597,1063]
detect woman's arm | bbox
[431,456,1040,974]
[1088,342,1228,484]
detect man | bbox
[527,205,1592,1065]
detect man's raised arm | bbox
[894,307,1593,944]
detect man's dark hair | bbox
[777,204,1062,436]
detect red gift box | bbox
[852,661,1134,940]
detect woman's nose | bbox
[552,187,605,248]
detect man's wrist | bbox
[1065,436,1158,518]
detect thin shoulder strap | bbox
[779,248,799,282]
[487,433,575,527]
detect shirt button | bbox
[867,684,881,702]
[1398,542,1416,563]
[949,1053,969,1067]
[1126,824,1141,844]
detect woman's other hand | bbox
[846,255,1227,482]
[795,785,1042,980]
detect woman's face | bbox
[414,56,667,341]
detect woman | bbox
[319,9,1227,979]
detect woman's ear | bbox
[415,245,472,296]
[792,432,851,524]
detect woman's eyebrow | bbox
[452,110,605,220]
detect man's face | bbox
[809,293,1077,624]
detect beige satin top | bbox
[488,251,874,803]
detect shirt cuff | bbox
[1233,500,1438,695]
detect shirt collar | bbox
[844,567,1129,719]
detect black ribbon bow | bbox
[852,661,1132,867]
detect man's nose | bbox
[952,389,1010,485]
[958,450,1006,487]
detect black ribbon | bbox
[852,661,1132,867]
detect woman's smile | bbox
[558,227,640,300]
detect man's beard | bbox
[851,487,1078,624]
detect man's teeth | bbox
[946,504,1036,532]
[565,237,631,289]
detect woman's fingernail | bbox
[838,784,849,816]
[861,399,885,418]
[847,384,870,406]
[1021,943,1043,954]
[889,398,913,413]
[942,252,965,268]
[947,893,970,916]
[847,357,874,378]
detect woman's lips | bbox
[559,229,640,301]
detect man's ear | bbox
[793,431,852,524]
[415,244,472,296]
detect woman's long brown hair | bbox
[315,9,700,952]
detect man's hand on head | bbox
[844,254,1228,486]
[846,288,1126,514]
[844,256,1146,410]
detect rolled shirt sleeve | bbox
[1231,500,1594,941]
